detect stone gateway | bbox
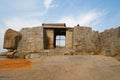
[3,23,120,58]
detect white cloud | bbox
[58,10,104,28]
[44,0,53,9]
[5,18,41,31]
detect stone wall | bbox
[6,24,120,57]
[100,27,120,56]
[17,27,44,52]
[72,26,120,56]
[44,29,54,49]
[73,26,99,52]
[66,28,73,48]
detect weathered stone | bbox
[66,28,73,48]
[63,49,75,55]
[7,49,14,52]
[2,23,120,59]
[6,50,17,58]
[44,29,54,49]
[17,27,44,52]
[25,54,40,59]
[73,25,99,52]
[3,29,22,50]
[100,27,120,56]
[14,52,25,58]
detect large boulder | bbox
[3,29,22,50]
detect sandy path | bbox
[0,55,120,80]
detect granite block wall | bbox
[17,26,44,52]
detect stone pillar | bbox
[66,28,73,49]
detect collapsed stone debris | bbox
[2,23,120,59]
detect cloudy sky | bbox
[0,0,120,52]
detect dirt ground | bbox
[0,55,120,80]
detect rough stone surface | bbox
[100,27,120,56]
[14,52,25,58]
[25,53,40,59]
[73,26,99,52]
[66,28,73,48]
[17,27,44,52]
[3,29,22,50]
[44,29,54,49]
[2,25,120,58]
[72,26,120,57]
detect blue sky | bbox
[0,0,120,52]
